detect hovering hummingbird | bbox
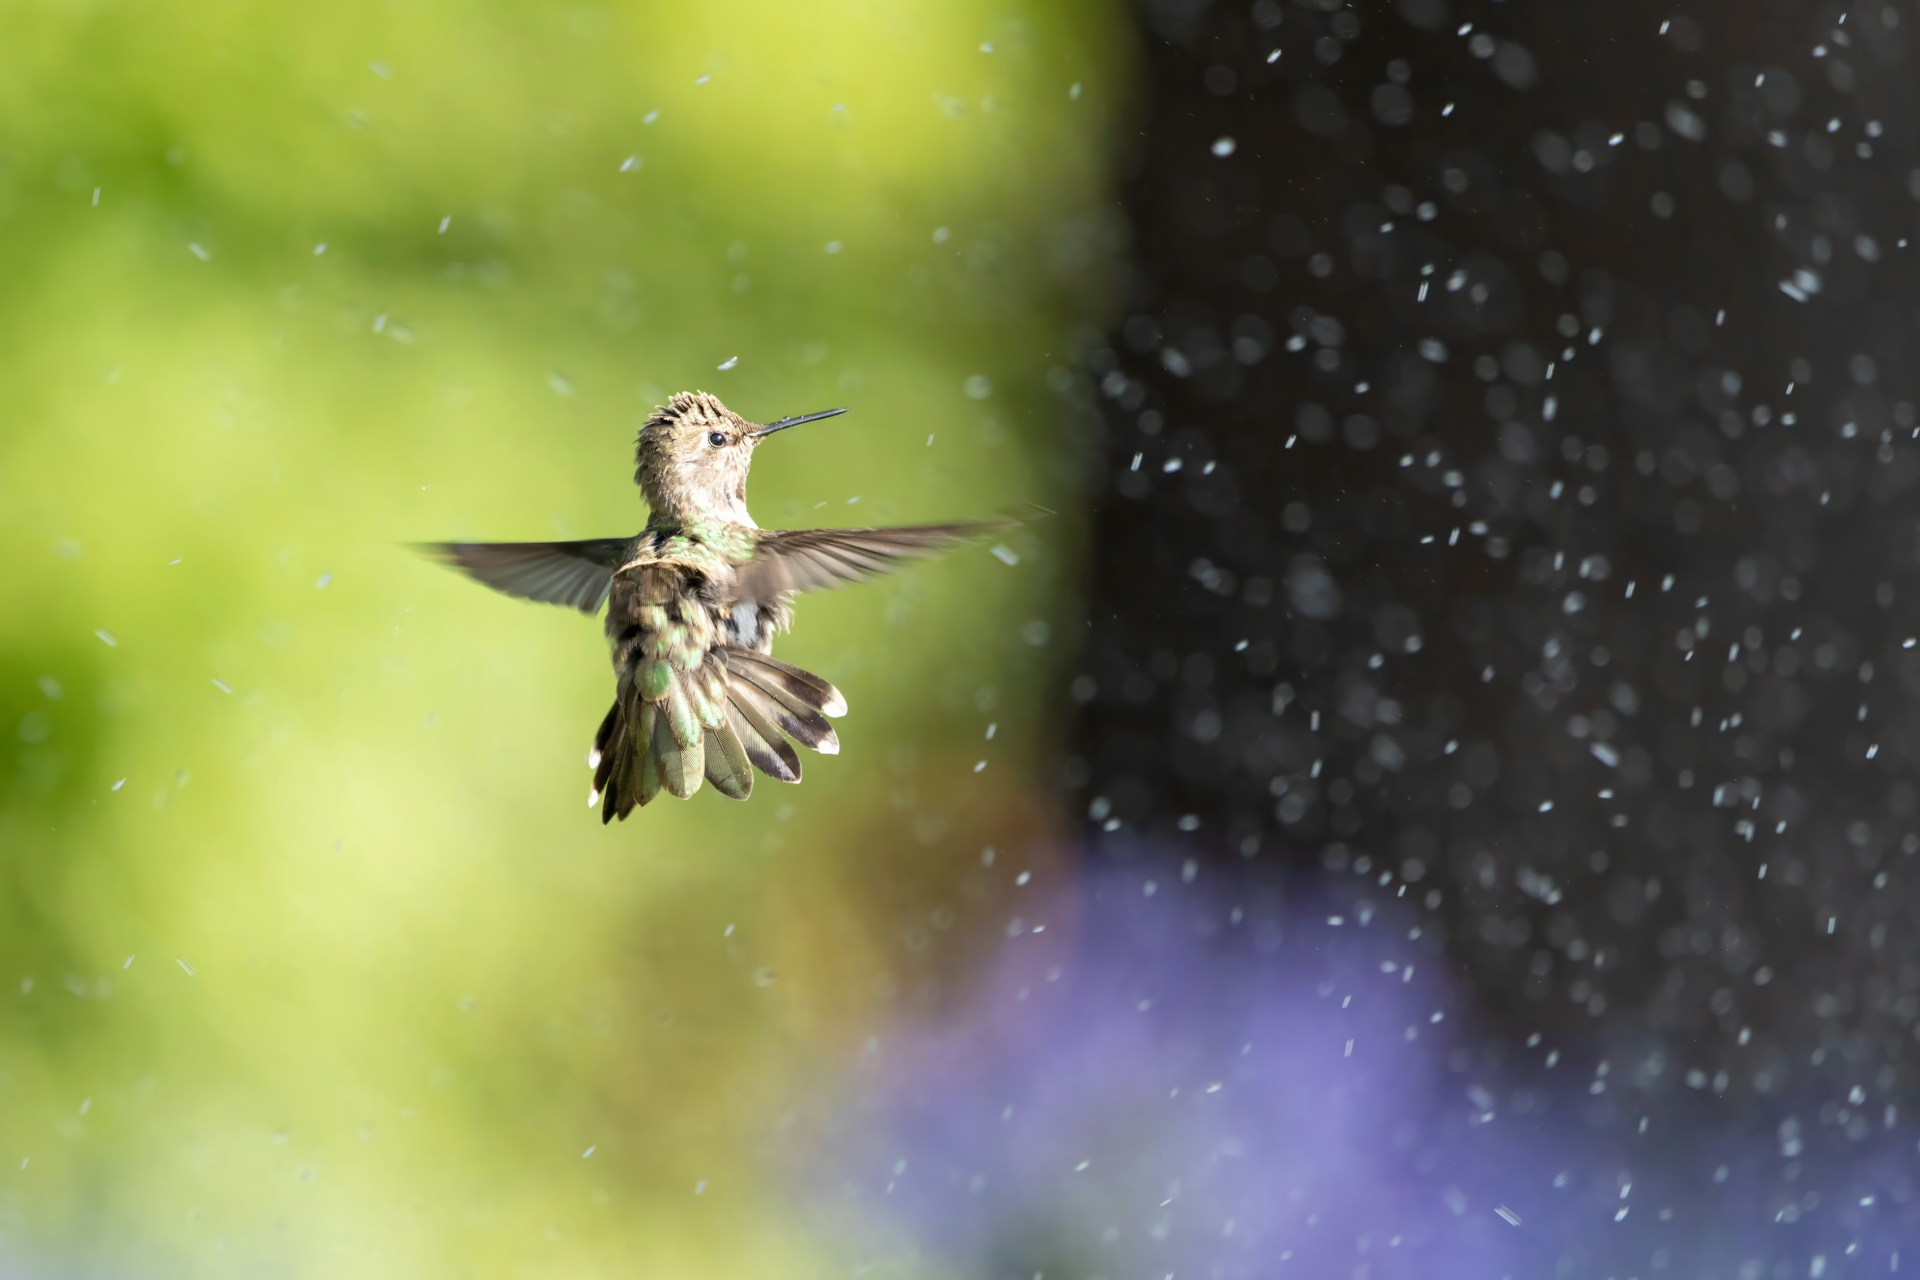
[423,391,1001,821]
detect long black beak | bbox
[751,406,849,438]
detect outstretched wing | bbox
[419,538,631,613]
[732,522,1008,600]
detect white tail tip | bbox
[822,692,849,718]
[587,749,602,769]
[587,789,601,807]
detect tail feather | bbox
[636,699,663,807]
[664,678,703,749]
[693,655,753,799]
[731,666,840,754]
[593,700,629,824]
[589,646,849,819]
[728,650,847,717]
[703,720,754,799]
[591,701,620,795]
[724,646,844,764]
[727,688,801,783]
[652,700,703,798]
[594,691,662,822]
[692,658,731,729]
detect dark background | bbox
[1073,0,1920,1167]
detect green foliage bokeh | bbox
[0,2,1130,1273]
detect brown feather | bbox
[728,649,848,716]
[595,702,627,824]
[728,688,802,783]
[419,539,628,612]
[591,701,620,797]
[734,522,1010,600]
[731,666,840,753]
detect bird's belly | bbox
[722,600,785,653]
[726,602,761,649]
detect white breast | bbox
[729,602,760,648]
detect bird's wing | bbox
[418,537,631,613]
[731,522,1009,600]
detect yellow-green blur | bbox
[0,2,1131,1274]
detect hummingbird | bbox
[422,390,1001,821]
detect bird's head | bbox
[634,391,847,525]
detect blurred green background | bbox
[0,2,1129,1273]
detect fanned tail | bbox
[590,648,847,821]
[723,648,845,781]
[726,650,843,756]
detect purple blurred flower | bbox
[792,849,1920,1279]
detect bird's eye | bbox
[707,431,728,448]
